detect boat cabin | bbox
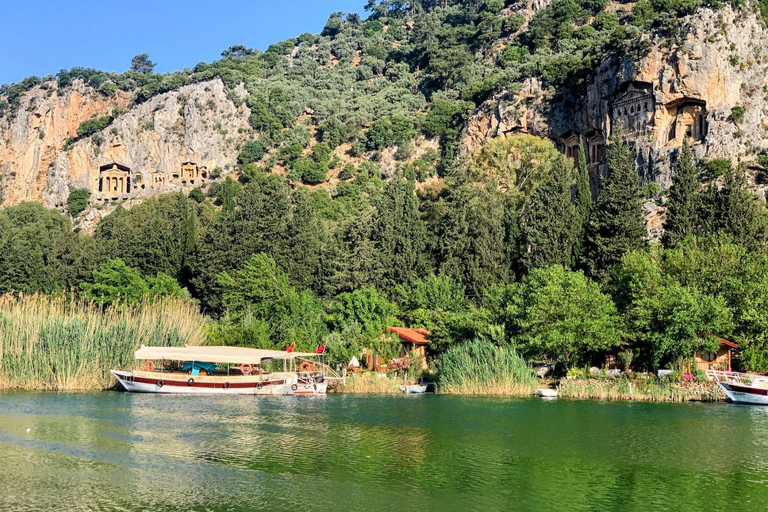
[695,336,738,372]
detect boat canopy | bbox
[134,345,319,364]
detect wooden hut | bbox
[695,336,738,372]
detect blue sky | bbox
[0,0,364,85]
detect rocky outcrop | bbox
[465,6,768,188]
[0,78,252,209]
[0,81,130,206]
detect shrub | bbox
[67,188,91,217]
[238,140,267,165]
[731,105,746,123]
[76,116,113,139]
[188,187,205,203]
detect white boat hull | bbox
[399,384,427,394]
[111,370,327,396]
[536,388,559,398]
[716,382,768,405]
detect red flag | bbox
[286,344,295,353]
[315,344,326,354]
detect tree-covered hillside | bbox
[3,0,768,377]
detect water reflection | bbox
[1,393,768,511]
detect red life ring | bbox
[143,360,155,372]
[299,361,316,373]
[240,363,254,374]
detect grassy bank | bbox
[558,378,724,402]
[0,293,206,391]
[333,373,404,394]
[337,376,725,402]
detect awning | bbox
[134,345,319,364]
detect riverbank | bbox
[334,373,726,402]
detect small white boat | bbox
[111,345,331,396]
[400,384,428,394]
[707,369,768,405]
[536,388,558,398]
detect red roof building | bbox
[388,327,431,370]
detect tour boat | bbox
[706,369,768,405]
[111,345,331,395]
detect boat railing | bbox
[706,369,768,387]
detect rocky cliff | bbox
[0,78,251,209]
[464,6,768,188]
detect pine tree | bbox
[572,141,592,266]
[585,134,646,281]
[662,141,698,248]
[518,155,577,274]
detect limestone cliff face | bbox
[0,78,251,209]
[465,6,768,188]
[0,81,130,206]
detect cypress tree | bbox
[704,163,768,251]
[585,134,645,281]
[518,155,577,274]
[371,172,432,290]
[662,141,698,248]
[572,141,592,266]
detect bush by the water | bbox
[0,293,206,390]
[436,338,536,395]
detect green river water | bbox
[0,392,767,511]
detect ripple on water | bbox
[1,392,768,511]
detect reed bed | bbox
[0,293,206,391]
[337,372,403,394]
[435,339,537,396]
[558,378,724,402]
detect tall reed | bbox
[436,339,537,396]
[338,372,403,394]
[558,378,723,402]
[0,293,206,390]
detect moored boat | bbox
[399,384,427,394]
[536,388,558,398]
[706,369,768,405]
[112,345,332,395]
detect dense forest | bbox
[3,0,768,376]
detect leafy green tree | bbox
[190,176,293,311]
[95,194,197,282]
[81,259,150,305]
[217,253,327,350]
[237,140,267,165]
[518,155,577,274]
[395,274,467,312]
[512,265,621,366]
[148,272,186,298]
[662,142,699,248]
[0,202,97,294]
[328,286,397,341]
[188,187,205,203]
[585,135,645,281]
[67,188,91,217]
